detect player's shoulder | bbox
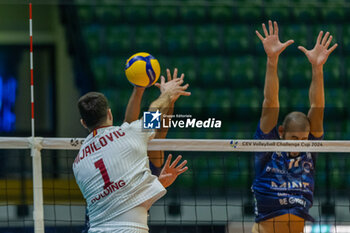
[80,133,93,148]
[254,121,279,140]
[120,119,143,131]
[120,119,155,142]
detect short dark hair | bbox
[78,92,109,130]
[282,111,310,132]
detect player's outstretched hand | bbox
[256,20,294,59]
[155,68,191,103]
[298,31,338,67]
[158,154,188,188]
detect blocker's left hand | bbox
[158,154,188,188]
[298,31,338,67]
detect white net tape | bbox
[1,137,350,152]
[1,137,349,233]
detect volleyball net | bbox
[0,137,350,233]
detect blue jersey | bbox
[252,122,323,223]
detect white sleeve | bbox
[121,119,155,141]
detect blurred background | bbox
[0,0,350,232]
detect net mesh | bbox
[0,149,34,232]
[41,150,84,232]
[1,140,350,232]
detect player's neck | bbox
[90,124,112,132]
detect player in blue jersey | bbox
[253,21,337,233]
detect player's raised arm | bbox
[256,20,294,133]
[148,68,190,167]
[124,87,145,123]
[153,68,180,139]
[298,31,338,138]
[123,85,166,168]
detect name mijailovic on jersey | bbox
[73,128,125,167]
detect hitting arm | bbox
[148,69,190,167]
[148,69,180,168]
[298,31,337,137]
[123,86,167,167]
[153,69,179,139]
[256,20,294,133]
[146,103,174,168]
[124,87,145,123]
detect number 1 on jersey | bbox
[95,159,112,189]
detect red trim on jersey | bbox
[91,125,112,137]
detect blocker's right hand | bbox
[256,20,294,59]
[155,68,191,103]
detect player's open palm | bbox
[158,154,188,188]
[256,20,294,59]
[298,31,338,67]
[155,68,191,102]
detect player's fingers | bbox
[175,74,184,82]
[179,73,185,80]
[160,76,165,85]
[283,40,294,48]
[179,91,191,97]
[176,160,188,169]
[180,83,189,90]
[298,46,308,54]
[173,68,178,80]
[164,154,172,168]
[325,35,333,49]
[262,23,268,37]
[166,68,171,81]
[177,167,188,175]
[322,32,330,46]
[177,78,184,85]
[273,21,278,35]
[154,83,160,89]
[327,43,338,53]
[255,30,264,41]
[268,20,273,35]
[170,155,183,168]
[316,31,323,44]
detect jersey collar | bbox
[91,125,113,137]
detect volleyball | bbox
[125,52,161,87]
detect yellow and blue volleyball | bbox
[125,52,161,87]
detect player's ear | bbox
[80,119,88,130]
[278,125,284,139]
[107,108,113,121]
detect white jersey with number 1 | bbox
[72,119,166,231]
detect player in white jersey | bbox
[73,69,190,233]
[80,69,187,232]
